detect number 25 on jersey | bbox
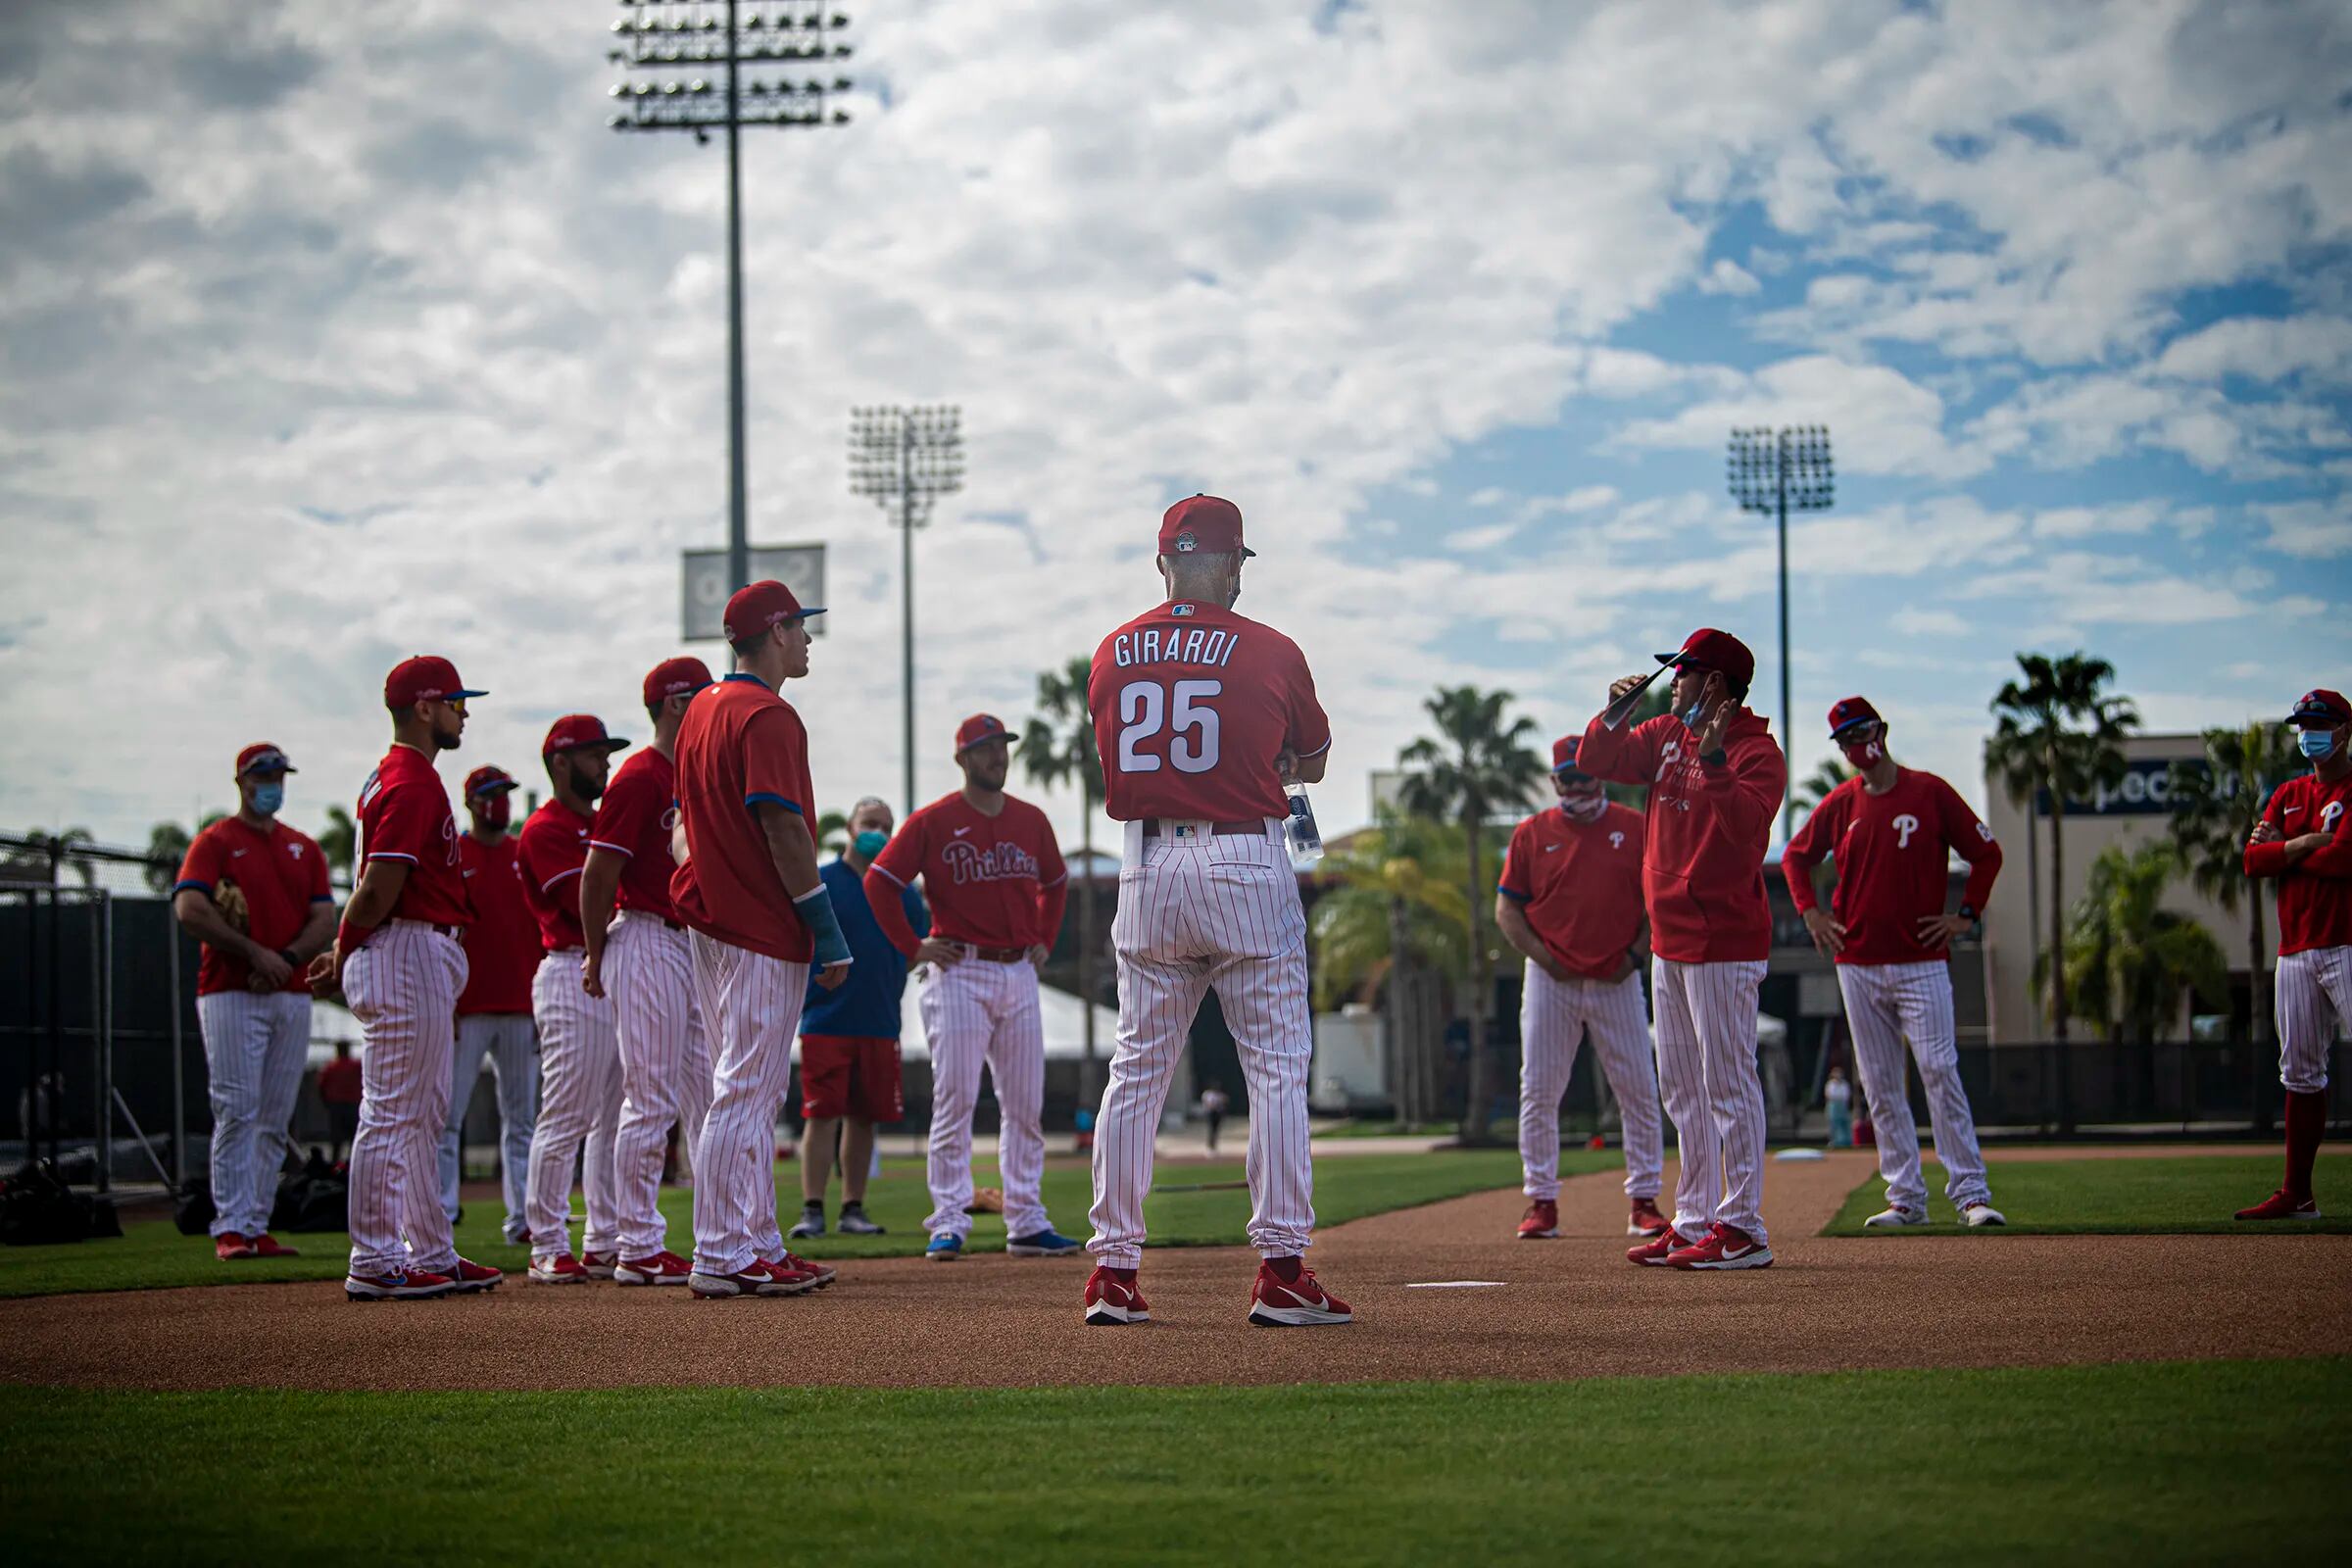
[1117,679,1221,774]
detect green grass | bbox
[3,1359,2343,1564]
[0,1148,1585,1298]
[1823,1152,2352,1235]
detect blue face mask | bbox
[250,782,285,814]
[2299,729,2338,760]
[854,829,889,858]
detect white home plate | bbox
[1773,1148,1827,1162]
[1404,1280,1508,1289]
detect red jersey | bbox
[356,744,471,929]
[866,792,1067,952]
[1576,706,1786,963]
[456,833,537,1014]
[517,800,595,952]
[317,1054,364,1106]
[172,815,332,997]
[2246,769,2352,955]
[1088,601,1331,822]
[670,673,817,963]
[587,746,681,919]
[1495,803,1647,978]
[1781,766,2002,965]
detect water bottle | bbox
[1284,780,1324,869]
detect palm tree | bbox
[1020,656,1107,1095]
[23,827,98,888]
[1310,815,1472,1125]
[1793,757,1854,822]
[1985,654,2138,1097]
[318,806,357,880]
[1396,687,1546,1143]
[143,811,227,895]
[2041,842,2229,1045]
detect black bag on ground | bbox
[173,1177,216,1235]
[1,1160,120,1247]
[270,1150,349,1233]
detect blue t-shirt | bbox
[801,856,928,1039]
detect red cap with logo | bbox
[384,655,486,711]
[2290,689,2351,727]
[1827,696,1883,737]
[235,743,296,777]
[1158,495,1256,559]
[1550,735,1589,775]
[955,713,1019,753]
[643,656,714,708]
[1654,628,1755,691]
[464,765,518,799]
[542,715,629,759]
[723,580,826,642]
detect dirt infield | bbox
[4,1150,2347,1392]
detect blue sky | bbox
[1,0,2347,850]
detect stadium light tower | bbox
[609,1,854,594]
[849,406,965,812]
[1727,424,1835,844]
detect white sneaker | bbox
[787,1210,825,1240]
[1864,1204,1929,1228]
[1961,1202,2007,1228]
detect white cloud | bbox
[2260,500,2352,558]
[1891,608,1970,636]
[1697,258,1760,296]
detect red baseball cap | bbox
[1550,735,1590,775]
[384,655,486,711]
[463,764,518,799]
[1827,696,1883,737]
[2290,689,2350,727]
[1655,628,1755,691]
[1158,495,1255,559]
[955,713,1019,753]
[235,743,296,777]
[723,579,825,642]
[644,656,714,708]
[542,714,630,759]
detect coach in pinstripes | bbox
[172,742,337,1263]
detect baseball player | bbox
[580,656,715,1286]
[1781,697,2006,1228]
[1080,494,1350,1327]
[312,656,501,1299]
[670,580,852,1298]
[1579,628,1787,1271]
[2235,687,2352,1220]
[515,715,629,1284]
[1495,735,1666,1243]
[172,743,335,1262]
[864,716,1077,1260]
[790,795,927,1240]
[441,764,540,1247]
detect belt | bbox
[1142,820,1264,838]
[960,944,1030,962]
[386,918,461,939]
[617,909,686,932]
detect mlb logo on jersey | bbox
[1171,602,1197,616]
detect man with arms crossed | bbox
[582,657,714,1285]
[1579,629,1787,1271]
[1082,494,1350,1327]
[173,743,335,1261]
[443,764,538,1247]
[1782,697,2006,1229]
[2235,688,2352,1221]
[314,656,501,1300]
[1495,735,1666,1243]
[671,581,853,1298]
[865,715,1079,1260]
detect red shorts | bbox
[800,1035,904,1123]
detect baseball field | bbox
[2,1143,2347,1564]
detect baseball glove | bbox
[215,879,250,934]
[963,1187,1005,1215]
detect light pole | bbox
[1727,424,1835,843]
[609,1,854,593]
[849,406,964,812]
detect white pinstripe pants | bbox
[2276,947,2350,1094]
[195,990,311,1238]
[608,913,710,1256]
[920,956,1051,1240]
[687,931,808,1277]
[1517,964,1663,1201]
[1651,956,1769,1245]
[1838,960,1991,1212]
[1089,820,1314,1268]
[524,950,624,1261]
[343,921,466,1277]
[440,1012,537,1240]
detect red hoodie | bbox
[1577,705,1787,963]
[2244,768,2352,955]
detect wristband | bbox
[277,948,300,968]
[336,917,374,954]
[793,884,855,968]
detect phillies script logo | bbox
[941,839,1040,886]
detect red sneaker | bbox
[1628,1197,1670,1238]
[1083,1266,1150,1325]
[1248,1260,1352,1326]
[2234,1188,2322,1221]
[448,1257,503,1294]
[528,1253,592,1285]
[344,1268,457,1301]
[775,1250,836,1289]
[214,1231,257,1261]
[1627,1225,1692,1265]
[1516,1200,1559,1240]
[689,1258,822,1298]
[580,1250,619,1280]
[612,1250,693,1286]
[1667,1222,1774,1270]
[247,1233,300,1258]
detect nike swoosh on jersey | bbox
[953,826,972,836]
[2285,807,2303,814]
[1544,844,1561,853]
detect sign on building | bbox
[2033,758,2224,817]
[681,545,828,642]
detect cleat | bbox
[248,1233,299,1258]
[1667,1222,1774,1270]
[1516,1200,1559,1240]
[529,1253,592,1285]
[2234,1188,2322,1221]
[776,1250,836,1289]
[836,1207,886,1235]
[580,1250,618,1280]
[1082,1266,1150,1325]
[1248,1260,1352,1326]
[214,1231,258,1261]
[1961,1202,2007,1228]
[1006,1228,1083,1257]
[613,1250,694,1286]
[1627,1225,1695,1266]
[787,1209,825,1241]
[688,1258,822,1299]
[344,1268,456,1301]
[1628,1197,1670,1238]
[925,1234,964,1262]
[448,1256,503,1294]
[1864,1204,1929,1229]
